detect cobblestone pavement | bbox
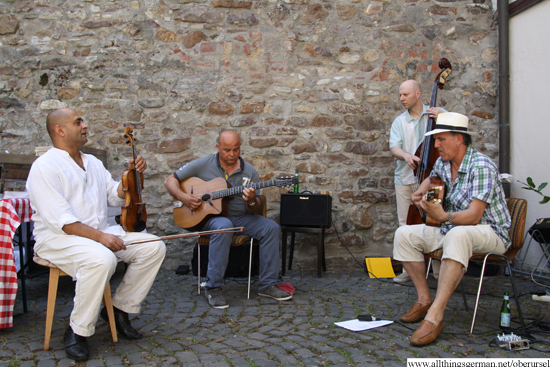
[2,267,550,367]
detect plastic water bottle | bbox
[293,171,299,193]
[500,292,511,329]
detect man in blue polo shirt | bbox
[164,130,292,309]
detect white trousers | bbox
[35,230,165,336]
[393,224,506,270]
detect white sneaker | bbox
[393,272,411,283]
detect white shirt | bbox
[27,147,125,248]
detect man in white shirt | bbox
[27,108,166,361]
[389,80,444,282]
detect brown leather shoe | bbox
[399,301,433,323]
[410,320,444,346]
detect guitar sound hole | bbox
[426,188,441,203]
[201,193,211,201]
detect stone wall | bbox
[0,0,499,270]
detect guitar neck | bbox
[212,180,277,199]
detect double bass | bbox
[120,127,147,232]
[406,58,452,227]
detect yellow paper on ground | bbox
[365,257,396,279]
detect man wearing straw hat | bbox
[27,108,166,360]
[393,112,511,346]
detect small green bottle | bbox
[500,292,511,328]
[293,171,299,193]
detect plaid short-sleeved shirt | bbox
[431,145,511,248]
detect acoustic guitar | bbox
[423,175,446,227]
[172,176,297,231]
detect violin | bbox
[120,127,147,232]
[406,58,452,226]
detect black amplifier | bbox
[280,193,332,228]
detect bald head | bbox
[216,130,241,167]
[399,80,422,113]
[400,80,420,93]
[45,108,88,151]
[218,130,241,146]
[46,108,73,141]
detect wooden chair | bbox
[33,256,118,350]
[197,195,267,300]
[425,198,528,334]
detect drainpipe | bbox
[498,0,511,197]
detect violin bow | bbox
[123,227,244,246]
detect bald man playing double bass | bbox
[390,80,445,283]
[27,108,166,361]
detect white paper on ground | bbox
[334,319,393,332]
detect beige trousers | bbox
[395,184,416,226]
[35,231,165,336]
[393,224,506,270]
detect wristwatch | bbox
[247,200,256,207]
[443,212,453,225]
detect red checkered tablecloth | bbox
[0,198,32,329]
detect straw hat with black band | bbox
[424,112,476,137]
